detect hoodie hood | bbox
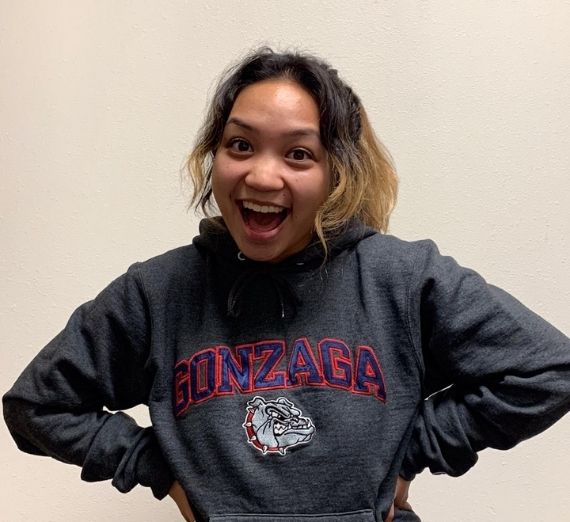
[193,217,376,318]
[193,217,375,269]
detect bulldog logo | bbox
[243,396,315,455]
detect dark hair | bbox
[187,47,397,244]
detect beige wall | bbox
[1,1,569,520]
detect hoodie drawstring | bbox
[227,269,301,319]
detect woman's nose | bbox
[244,156,285,192]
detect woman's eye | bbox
[229,139,252,153]
[287,148,312,162]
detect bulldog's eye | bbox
[266,406,288,421]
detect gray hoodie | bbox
[4,219,570,522]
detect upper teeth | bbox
[274,421,287,435]
[243,201,283,213]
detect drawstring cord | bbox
[227,252,302,319]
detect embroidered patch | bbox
[243,396,315,455]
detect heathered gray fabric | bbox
[3,218,570,522]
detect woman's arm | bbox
[2,263,173,499]
[401,240,570,480]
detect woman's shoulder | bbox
[356,230,439,269]
[129,243,206,288]
[139,243,200,268]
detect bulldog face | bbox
[243,396,315,455]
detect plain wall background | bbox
[1,1,569,520]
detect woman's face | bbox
[212,79,330,263]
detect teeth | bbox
[274,422,287,435]
[243,201,284,214]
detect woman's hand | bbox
[168,480,197,522]
[386,476,412,522]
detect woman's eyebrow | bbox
[226,117,320,138]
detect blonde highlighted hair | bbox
[186,48,397,251]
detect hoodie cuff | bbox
[399,468,417,482]
[399,433,422,482]
[135,434,174,500]
[108,424,174,500]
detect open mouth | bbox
[273,420,288,436]
[273,417,313,437]
[239,200,289,233]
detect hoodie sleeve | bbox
[2,263,173,499]
[400,240,570,480]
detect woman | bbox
[4,48,570,522]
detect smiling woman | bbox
[3,47,570,522]
[212,80,330,263]
[187,48,398,257]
